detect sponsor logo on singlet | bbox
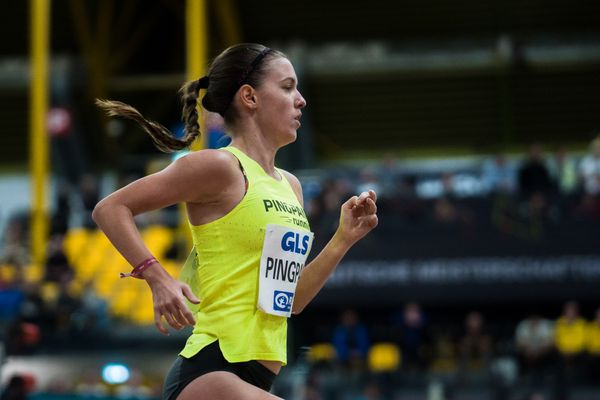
[262,199,309,229]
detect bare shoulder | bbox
[279,169,304,206]
[176,149,238,176]
[165,149,241,201]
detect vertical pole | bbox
[29,0,51,266]
[181,0,208,251]
[186,0,208,151]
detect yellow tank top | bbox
[179,146,311,365]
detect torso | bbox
[184,148,300,375]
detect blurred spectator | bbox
[333,309,370,370]
[517,143,554,200]
[554,301,586,358]
[458,311,492,374]
[547,146,579,196]
[429,328,458,374]
[391,302,429,372]
[515,314,555,384]
[574,137,600,220]
[50,183,70,235]
[0,375,30,400]
[554,301,586,400]
[0,218,29,275]
[54,279,82,338]
[43,234,74,283]
[79,174,100,229]
[481,152,517,194]
[71,281,110,333]
[579,136,600,196]
[311,178,353,250]
[356,167,381,197]
[378,153,399,199]
[585,306,600,381]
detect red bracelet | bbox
[120,257,158,279]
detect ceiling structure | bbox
[1,0,599,165]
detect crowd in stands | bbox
[292,300,600,400]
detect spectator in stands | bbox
[43,234,73,283]
[391,302,429,372]
[515,314,555,386]
[378,152,399,199]
[575,136,600,220]
[579,135,600,196]
[554,301,587,400]
[356,167,381,198]
[555,301,586,358]
[547,146,579,196]
[585,306,600,381]
[54,278,81,338]
[76,281,110,333]
[332,309,370,370]
[458,311,492,375]
[50,182,70,235]
[0,218,29,281]
[79,174,100,229]
[517,143,554,201]
[481,152,517,195]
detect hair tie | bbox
[197,76,210,89]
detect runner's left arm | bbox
[280,171,377,314]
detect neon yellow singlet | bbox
[179,146,311,365]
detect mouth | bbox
[294,114,302,127]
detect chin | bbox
[281,131,298,146]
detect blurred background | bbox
[1,1,600,399]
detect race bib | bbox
[258,224,314,317]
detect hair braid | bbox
[96,90,201,153]
[178,80,202,146]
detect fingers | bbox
[154,299,197,334]
[182,284,201,304]
[163,306,184,330]
[368,189,377,202]
[365,197,377,215]
[154,309,169,335]
[342,196,359,210]
[364,214,379,229]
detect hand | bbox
[335,190,378,247]
[145,270,201,335]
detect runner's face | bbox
[255,57,306,146]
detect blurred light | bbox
[101,363,130,384]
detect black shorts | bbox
[162,341,277,400]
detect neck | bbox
[229,119,279,179]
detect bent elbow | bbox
[292,303,305,315]
[91,199,110,226]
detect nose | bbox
[296,91,307,109]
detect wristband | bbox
[120,257,158,279]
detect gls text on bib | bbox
[258,224,314,317]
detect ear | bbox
[238,84,258,111]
